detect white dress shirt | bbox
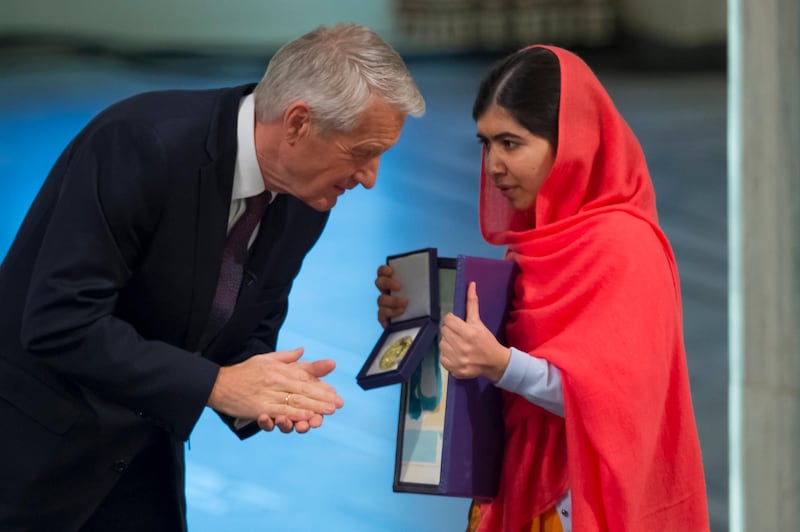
[229,93,275,238]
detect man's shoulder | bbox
[101,83,256,121]
[73,83,257,157]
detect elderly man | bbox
[0,23,424,531]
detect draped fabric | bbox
[475,46,709,531]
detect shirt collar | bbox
[233,94,275,202]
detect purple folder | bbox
[393,254,517,498]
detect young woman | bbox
[376,46,709,531]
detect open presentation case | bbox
[357,248,441,390]
[360,249,517,498]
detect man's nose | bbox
[354,157,380,189]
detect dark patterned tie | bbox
[206,191,269,337]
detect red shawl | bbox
[475,46,709,531]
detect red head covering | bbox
[476,46,709,531]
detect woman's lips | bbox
[496,184,516,196]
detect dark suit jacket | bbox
[0,83,329,531]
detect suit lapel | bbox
[185,85,254,351]
[185,162,232,351]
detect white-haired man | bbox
[0,23,425,531]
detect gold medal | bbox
[379,335,413,370]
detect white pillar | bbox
[728,0,800,530]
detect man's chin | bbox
[306,195,337,212]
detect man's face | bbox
[269,97,407,211]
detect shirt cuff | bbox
[234,418,254,430]
[496,347,565,417]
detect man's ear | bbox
[283,101,312,145]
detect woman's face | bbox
[476,103,555,211]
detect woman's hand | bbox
[439,282,511,382]
[375,264,408,327]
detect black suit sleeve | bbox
[20,121,219,441]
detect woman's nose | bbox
[485,148,504,176]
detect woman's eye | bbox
[501,140,517,149]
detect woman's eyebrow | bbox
[477,132,524,142]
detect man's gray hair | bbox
[254,23,425,133]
